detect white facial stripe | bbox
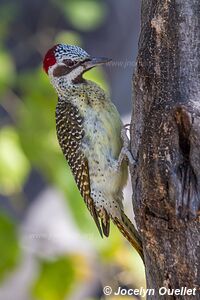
[64,65,85,82]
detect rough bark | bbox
[131,1,200,299]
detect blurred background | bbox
[0,0,145,299]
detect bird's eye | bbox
[63,59,76,68]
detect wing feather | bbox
[56,99,103,236]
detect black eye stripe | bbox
[53,58,91,78]
[53,65,70,77]
[63,59,77,68]
[63,58,91,68]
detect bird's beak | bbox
[82,57,111,69]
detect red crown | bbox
[43,44,60,73]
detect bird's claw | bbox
[113,124,136,173]
[120,124,136,165]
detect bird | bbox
[43,44,143,260]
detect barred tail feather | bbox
[113,211,144,262]
[101,208,110,237]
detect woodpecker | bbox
[43,44,143,260]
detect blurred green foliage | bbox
[55,30,82,46]
[55,0,107,31]
[0,0,145,298]
[32,257,75,300]
[0,126,30,194]
[0,212,20,282]
[0,3,18,41]
[0,49,15,95]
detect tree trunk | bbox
[131,1,200,299]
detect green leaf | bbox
[0,126,30,194]
[0,3,18,42]
[32,256,75,300]
[0,212,20,281]
[55,31,82,46]
[0,50,15,95]
[17,68,58,167]
[63,0,107,31]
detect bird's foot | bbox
[114,124,136,173]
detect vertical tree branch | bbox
[131,1,200,299]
